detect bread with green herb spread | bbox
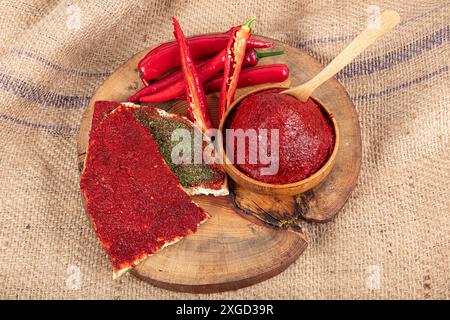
[88,101,228,197]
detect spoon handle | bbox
[283,10,400,102]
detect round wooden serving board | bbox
[77,37,361,293]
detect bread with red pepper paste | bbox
[80,106,210,278]
[88,101,228,196]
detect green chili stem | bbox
[255,50,286,59]
[243,18,256,31]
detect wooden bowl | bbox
[218,85,340,196]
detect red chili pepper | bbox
[172,17,212,132]
[139,72,149,86]
[129,59,209,102]
[241,49,285,69]
[218,19,254,122]
[128,49,284,102]
[139,48,226,104]
[202,64,289,94]
[138,31,272,81]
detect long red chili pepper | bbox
[150,48,282,85]
[218,20,254,122]
[139,48,226,104]
[128,49,284,102]
[138,32,272,81]
[140,75,149,87]
[202,64,289,95]
[178,64,289,99]
[129,59,210,102]
[172,17,212,132]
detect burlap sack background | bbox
[0,0,448,299]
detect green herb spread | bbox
[133,108,223,188]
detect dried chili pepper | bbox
[217,19,254,122]
[128,49,284,102]
[138,31,272,81]
[172,16,212,132]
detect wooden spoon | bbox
[282,10,401,102]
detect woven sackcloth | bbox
[0,0,448,299]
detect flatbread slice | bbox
[80,106,210,278]
[89,101,228,196]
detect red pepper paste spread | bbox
[80,106,210,277]
[90,101,120,132]
[227,89,334,184]
[87,101,227,196]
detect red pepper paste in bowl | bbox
[226,89,335,184]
